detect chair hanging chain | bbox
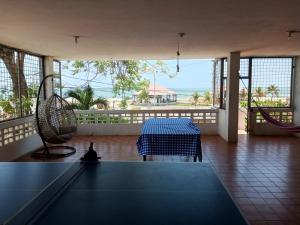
[177,38,180,73]
[176,33,185,73]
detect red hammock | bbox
[256,106,300,133]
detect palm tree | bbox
[66,85,108,110]
[267,84,279,101]
[239,88,248,101]
[203,91,212,104]
[253,87,266,101]
[191,92,201,106]
[138,89,149,103]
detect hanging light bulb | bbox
[176,33,185,73]
[74,35,80,45]
[176,49,180,73]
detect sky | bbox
[142,59,213,89]
[61,59,214,91]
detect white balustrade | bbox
[249,108,294,135]
[75,109,219,135]
[0,116,36,147]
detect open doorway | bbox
[239,78,249,134]
[238,59,250,134]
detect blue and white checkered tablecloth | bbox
[137,118,202,157]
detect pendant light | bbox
[176,33,185,73]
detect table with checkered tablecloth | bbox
[136,118,202,162]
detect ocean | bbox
[62,87,211,99]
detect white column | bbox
[43,56,54,98]
[218,52,240,143]
[293,57,300,138]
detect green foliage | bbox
[267,84,280,101]
[0,99,16,115]
[66,85,108,110]
[239,88,248,101]
[240,99,289,108]
[0,84,38,118]
[136,79,150,91]
[252,99,289,107]
[77,114,130,124]
[64,60,173,104]
[191,92,201,106]
[253,87,266,101]
[140,60,175,78]
[119,97,129,109]
[138,89,149,103]
[66,60,153,104]
[240,100,248,108]
[22,84,38,115]
[203,91,212,104]
[66,61,99,77]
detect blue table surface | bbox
[141,118,200,135]
[0,162,71,223]
[0,161,248,225]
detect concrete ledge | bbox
[0,134,43,161]
[76,124,218,136]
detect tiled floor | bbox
[17,134,300,225]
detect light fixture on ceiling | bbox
[73,35,80,44]
[287,30,300,40]
[176,32,185,73]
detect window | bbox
[53,60,62,96]
[0,45,43,121]
[220,58,227,109]
[250,57,293,107]
[239,59,250,108]
[213,57,293,109]
[212,59,221,107]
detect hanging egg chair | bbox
[32,74,77,158]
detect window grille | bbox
[251,58,293,107]
[214,57,293,109]
[220,59,227,109]
[0,45,43,122]
[212,59,221,107]
[53,60,62,96]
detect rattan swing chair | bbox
[32,74,77,158]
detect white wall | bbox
[218,109,227,139]
[76,123,219,136]
[293,56,300,138]
[0,134,42,161]
[44,56,54,98]
[218,52,240,143]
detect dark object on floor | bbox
[1,162,248,225]
[81,142,101,161]
[32,74,77,158]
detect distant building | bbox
[132,84,177,105]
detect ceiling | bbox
[0,0,300,59]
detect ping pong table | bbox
[0,162,248,225]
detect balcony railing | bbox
[0,116,36,147]
[249,108,294,135]
[0,107,294,149]
[75,109,219,135]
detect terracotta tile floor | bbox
[17,134,300,225]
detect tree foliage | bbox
[191,92,201,106]
[267,84,279,101]
[66,85,108,110]
[239,88,248,101]
[140,60,175,77]
[67,60,152,102]
[203,91,212,104]
[138,89,150,103]
[253,87,266,101]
